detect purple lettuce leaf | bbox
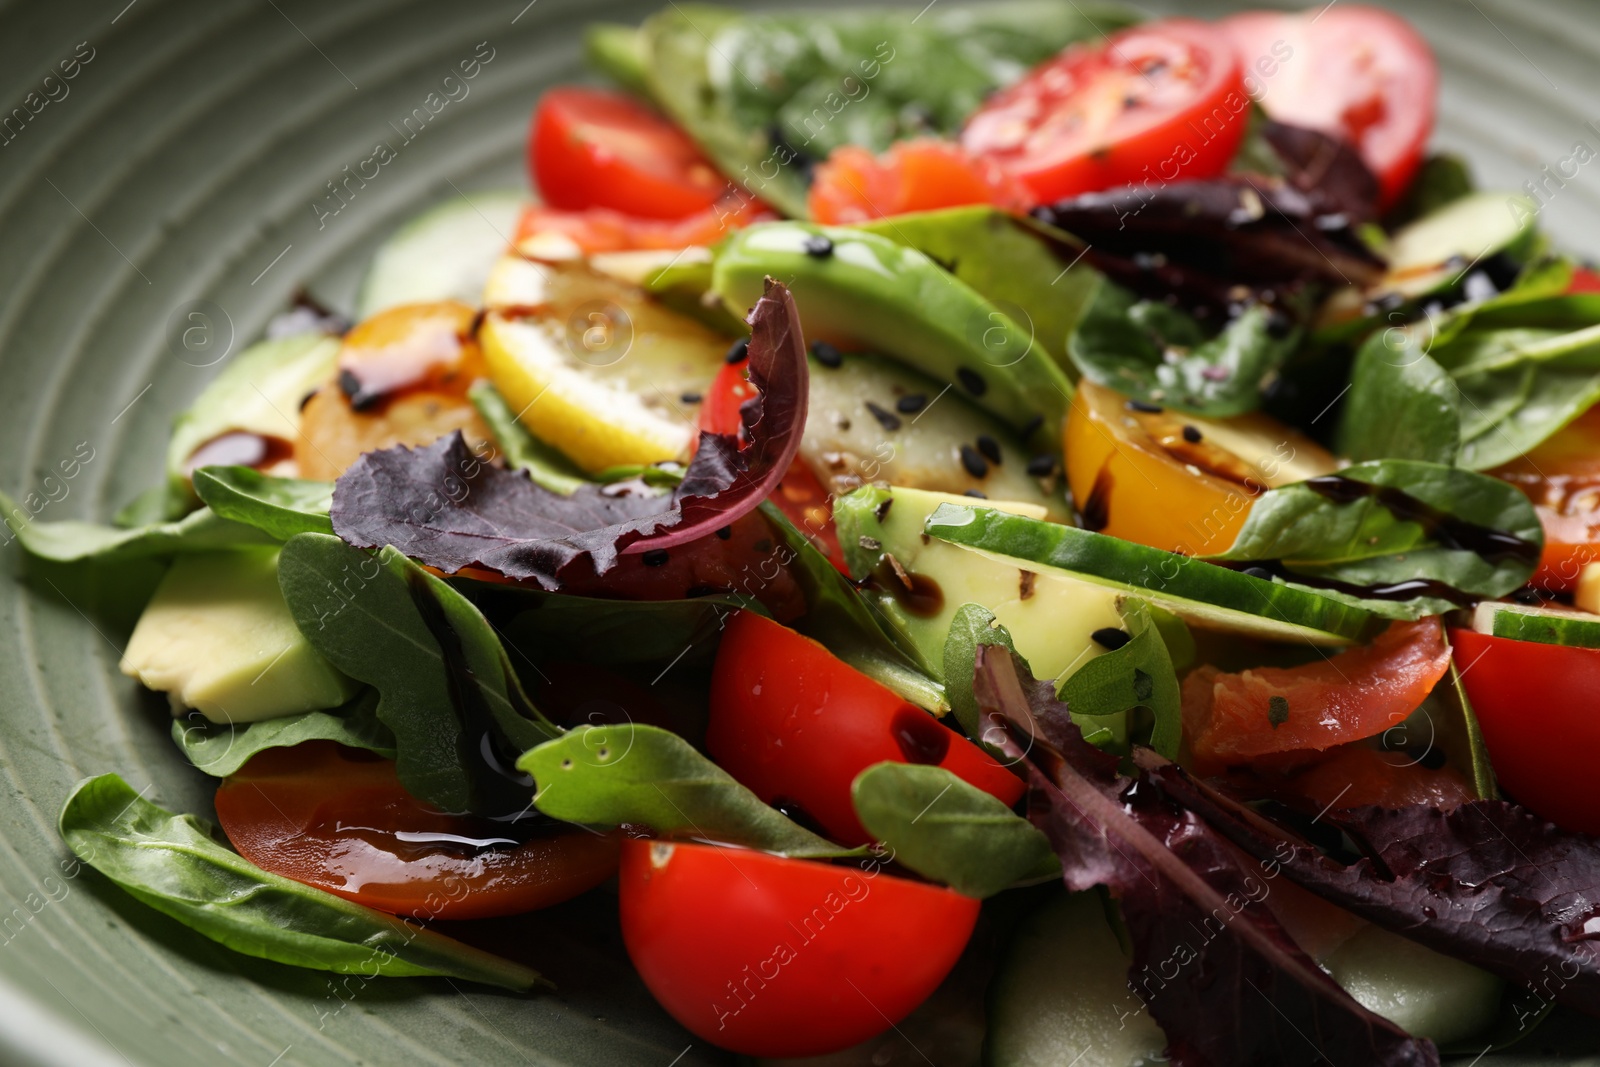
[972,646,1437,1067]
[330,278,808,589]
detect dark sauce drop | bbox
[771,796,828,836]
[1079,464,1114,532]
[1303,474,1539,567]
[873,560,945,618]
[183,431,294,475]
[891,705,950,765]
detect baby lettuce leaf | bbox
[1056,599,1181,759]
[1149,755,1600,1020]
[519,725,847,858]
[172,691,395,777]
[1336,330,1462,465]
[971,646,1436,1066]
[466,381,589,496]
[59,774,544,990]
[191,467,335,540]
[850,762,1054,898]
[1066,280,1301,417]
[1208,460,1543,617]
[330,279,807,588]
[1,489,274,563]
[278,533,557,816]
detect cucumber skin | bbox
[926,504,1380,645]
[1483,603,1600,649]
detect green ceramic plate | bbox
[3,1,1600,1064]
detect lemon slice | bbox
[481,252,728,474]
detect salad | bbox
[13,2,1600,1064]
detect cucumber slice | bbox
[985,891,1166,1067]
[356,190,527,319]
[1379,191,1539,301]
[1322,925,1502,1047]
[925,504,1378,645]
[1472,599,1600,649]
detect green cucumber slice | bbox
[1379,191,1539,300]
[925,504,1379,645]
[356,190,527,318]
[1472,599,1600,649]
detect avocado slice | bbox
[121,548,357,723]
[834,485,1123,685]
[712,223,1073,446]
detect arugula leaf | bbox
[972,647,1436,1065]
[466,381,589,496]
[278,533,556,816]
[330,279,808,588]
[1209,460,1542,616]
[1056,599,1181,759]
[172,691,395,777]
[59,774,544,990]
[636,3,1132,217]
[1336,330,1461,464]
[191,467,334,540]
[519,725,848,857]
[0,490,275,563]
[1066,280,1301,417]
[851,762,1053,898]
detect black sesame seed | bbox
[1091,627,1131,651]
[956,368,987,396]
[1026,454,1056,477]
[725,337,750,364]
[874,497,893,522]
[299,389,318,412]
[865,401,901,431]
[896,393,927,414]
[1242,566,1275,581]
[680,392,703,405]
[1510,587,1543,605]
[715,525,733,540]
[810,340,843,368]
[963,489,988,499]
[959,443,989,479]
[1126,399,1164,414]
[1017,414,1044,440]
[976,434,1002,465]
[641,549,670,567]
[1181,425,1203,444]
[803,234,834,258]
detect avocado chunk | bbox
[712,222,1073,446]
[834,485,1123,684]
[121,548,357,723]
[804,350,1066,519]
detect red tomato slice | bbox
[531,87,727,219]
[619,837,978,1057]
[1275,742,1475,813]
[513,198,772,256]
[1452,627,1600,833]
[1568,267,1600,295]
[807,139,1028,225]
[707,612,1023,846]
[1220,6,1437,207]
[214,742,619,920]
[1181,619,1452,773]
[1491,402,1600,592]
[961,18,1248,205]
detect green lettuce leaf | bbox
[172,691,395,777]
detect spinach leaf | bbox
[1056,599,1181,759]
[1066,280,1300,417]
[0,490,274,563]
[1336,330,1461,464]
[59,773,544,990]
[1209,460,1542,616]
[466,381,589,496]
[519,725,848,857]
[191,467,334,539]
[942,603,1025,742]
[851,762,1054,898]
[278,533,557,816]
[637,2,1132,217]
[173,691,395,777]
[1386,154,1475,228]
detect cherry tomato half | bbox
[807,139,1027,225]
[1182,619,1452,774]
[1492,402,1600,593]
[1220,6,1437,207]
[531,87,727,220]
[962,18,1247,205]
[1451,627,1600,834]
[619,837,978,1057]
[214,742,619,920]
[707,612,1022,846]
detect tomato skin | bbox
[1492,403,1600,593]
[214,742,620,920]
[1450,627,1600,834]
[808,139,1027,224]
[532,87,727,220]
[1265,742,1474,813]
[962,19,1248,204]
[1182,619,1452,773]
[1569,267,1600,295]
[707,612,1022,846]
[618,838,978,1057]
[1220,7,1437,207]
[513,198,773,256]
